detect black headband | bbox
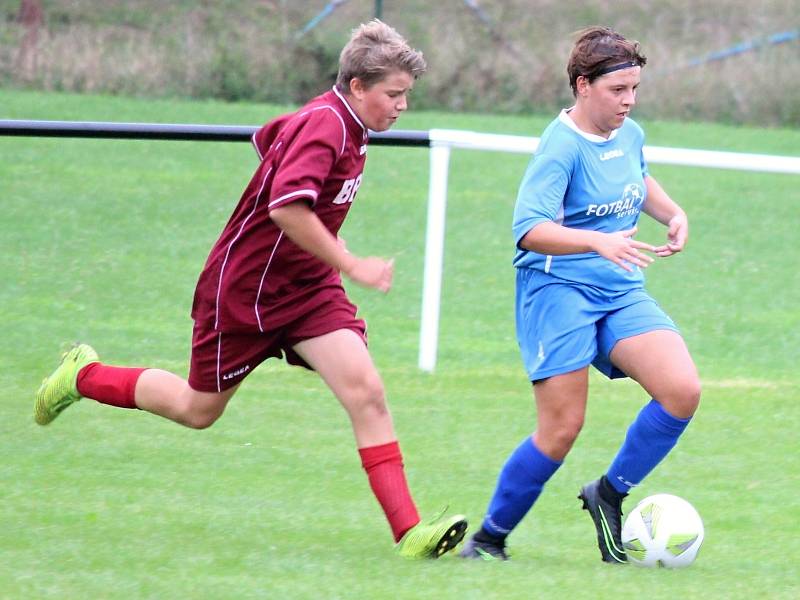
[595,61,640,77]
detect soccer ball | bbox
[621,493,704,568]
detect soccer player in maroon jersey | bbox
[34,20,467,559]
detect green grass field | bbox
[2,89,799,599]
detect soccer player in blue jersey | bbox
[460,26,700,562]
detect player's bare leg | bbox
[35,343,237,429]
[609,329,701,419]
[293,329,467,557]
[532,367,589,461]
[292,328,394,447]
[134,370,239,429]
[534,366,625,564]
[461,368,587,561]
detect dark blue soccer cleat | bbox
[459,533,509,561]
[578,477,627,564]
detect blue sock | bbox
[481,437,562,538]
[606,399,691,494]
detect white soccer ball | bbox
[621,493,704,568]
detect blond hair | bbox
[336,20,426,92]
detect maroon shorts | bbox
[188,290,367,393]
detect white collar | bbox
[332,86,366,132]
[559,108,619,143]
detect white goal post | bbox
[418,128,800,371]
[2,120,799,373]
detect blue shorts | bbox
[515,268,679,381]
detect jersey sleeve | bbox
[268,109,344,211]
[512,151,572,248]
[252,113,292,160]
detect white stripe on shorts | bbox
[215,332,223,393]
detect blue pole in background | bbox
[686,29,799,66]
[296,0,349,39]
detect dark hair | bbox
[567,26,647,97]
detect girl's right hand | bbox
[594,226,656,272]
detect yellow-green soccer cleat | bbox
[34,344,99,426]
[396,509,468,559]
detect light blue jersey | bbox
[513,110,649,291]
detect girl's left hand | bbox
[653,214,688,257]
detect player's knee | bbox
[361,376,388,416]
[345,374,388,418]
[173,402,224,429]
[170,388,232,429]
[542,414,584,457]
[661,376,701,419]
[558,414,585,444]
[680,378,702,417]
[182,412,221,430]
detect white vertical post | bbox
[418,141,451,372]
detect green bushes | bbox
[1,0,796,126]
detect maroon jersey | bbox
[191,87,369,332]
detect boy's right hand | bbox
[343,256,394,293]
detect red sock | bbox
[359,441,421,542]
[76,363,146,409]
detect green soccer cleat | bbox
[34,344,99,426]
[396,509,468,559]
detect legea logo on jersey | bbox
[599,149,624,161]
[332,174,362,204]
[586,183,644,219]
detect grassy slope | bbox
[1,90,799,598]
